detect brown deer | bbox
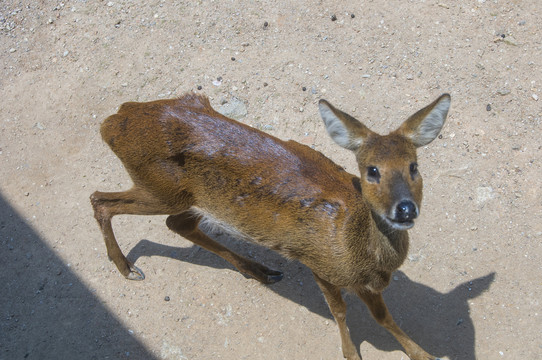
[90,93,450,360]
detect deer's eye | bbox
[410,162,418,177]
[367,166,380,183]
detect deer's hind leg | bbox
[166,212,283,284]
[90,187,186,280]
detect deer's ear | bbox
[319,99,374,151]
[396,94,451,147]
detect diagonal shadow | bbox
[126,231,495,360]
[0,193,157,360]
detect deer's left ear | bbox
[395,94,451,147]
[319,99,375,151]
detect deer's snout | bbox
[395,200,418,223]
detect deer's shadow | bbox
[127,236,494,360]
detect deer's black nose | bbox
[395,200,418,223]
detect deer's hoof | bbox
[125,264,145,281]
[266,270,284,284]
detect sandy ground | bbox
[1,1,541,359]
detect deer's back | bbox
[101,94,378,283]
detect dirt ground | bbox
[1,1,541,359]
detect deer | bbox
[90,92,450,360]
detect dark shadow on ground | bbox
[126,232,495,360]
[0,193,156,360]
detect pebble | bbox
[331,14,337,21]
[9,48,16,53]
[496,88,510,96]
[197,85,202,90]
[476,186,494,204]
[263,21,269,28]
[486,104,491,111]
[164,296,170,301]
[532,94,539,101]
[217,97,248,120]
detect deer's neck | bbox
[370,210,410,270]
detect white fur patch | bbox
[415,95,450,146]
[319,102,362,150]
[192,207,251,242]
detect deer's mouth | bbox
[385,217,415,231]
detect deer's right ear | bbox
[395,94,451,148]
[319,100,373,151]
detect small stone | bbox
[263,82,268,87]
[532,94,539,101]
[24,192,30,196]
[9,48,16,53]
[35,122,46,130]
[63,50,69,57]
[217,97,248,120]
[361,74,371,78]
[302,86,306,91]
[496,88,510,96]
[231,57,235,61]
[331,14,337,21]
[164,296,170,301]
[486,104,491,111]
[197,85,202,90]
[406,74,414,80]
[351,14,355,18]
[47,18,54,24]
[476,186,494,204]
[263,21,269,28]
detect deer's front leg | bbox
[357,290,438,360]
[313,273,361,360]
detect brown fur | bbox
[91,93,450,360]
